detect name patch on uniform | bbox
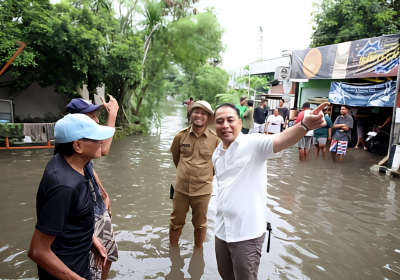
[182,143,190,147]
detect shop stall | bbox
[290,33,400,164]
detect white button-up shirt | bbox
[212,132,280,242]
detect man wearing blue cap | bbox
[65,96,119,280]
[28,114,115,279]
[66,96,119,156]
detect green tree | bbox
[1,0,143,125]
[216,65,271,104]
[310,0,400,47]
[67,0,144,125]
[0,0,52,88]
[177,64,228,109]
[1,0,225,129]
[1,0,109,94]
[215,88,241,104]
[132,5,225,116]
[216,75,269,104]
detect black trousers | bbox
[241,127,250,134]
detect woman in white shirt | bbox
[265,109,284,134]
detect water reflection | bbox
[165,246,204,280]
[0,100,399,279]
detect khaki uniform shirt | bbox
[170,126,220,196]
[243,107,253,129]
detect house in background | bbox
[0,72,104,123]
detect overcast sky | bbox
[50,0,315,71]
[195,0,315,71]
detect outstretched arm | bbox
[273,102,329,153]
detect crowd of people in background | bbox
[231,96,378,163]
[236,97,289,136]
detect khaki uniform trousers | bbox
[170,190,211,229]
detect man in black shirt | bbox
[28,114,115,279]
[66,97,120,280]
[253,99,269,133]
[277,99,289,131]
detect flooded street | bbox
[1,99,400,279]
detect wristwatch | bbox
[300,121,309,132]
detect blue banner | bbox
[329,81,396,107]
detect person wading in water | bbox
[65,97,119,280]
[212,102,328,280]
[169,101,220,248]
[28,114,115,279]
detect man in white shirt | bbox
[212,102,327,280]
[265,109,284,134]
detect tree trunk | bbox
[135,84,148,116]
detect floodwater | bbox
[1,99,400,279]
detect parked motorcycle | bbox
[365,125,389,155]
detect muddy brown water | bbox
[0,100,400,279]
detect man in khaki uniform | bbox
[170,100,220,248]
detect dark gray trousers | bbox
[215,233,265,280]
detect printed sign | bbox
[291,34,400,79]
[329,81,396,107]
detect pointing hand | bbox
[302,102,329,131]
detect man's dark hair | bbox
[247,100,254,107]
[54,142,75,156]
[189,97,193,101]
[240,96,246,102]
[301,102,311,110]
[263,99,268,103]
[280,99,284,103]
[214,103,240,118]
[341,105,350,110]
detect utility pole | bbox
[257,27,263,61]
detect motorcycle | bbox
[365,125,390,155]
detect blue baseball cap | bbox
[66,98,102,114]
[55,114,115,143]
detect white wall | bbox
[77,84,105,105]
